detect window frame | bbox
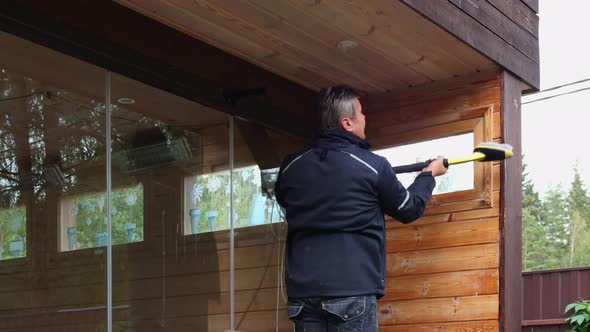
[370,106,494,212]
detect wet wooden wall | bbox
[366,72,505,331]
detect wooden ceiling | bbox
[115,0,498,94]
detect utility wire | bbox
[522,86,590,105]
[535,77,590,93]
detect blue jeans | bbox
[287,295,378,332]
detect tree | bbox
[522,161,556,271]
[540,185,570,269]
[566,167,590,267]
[567,167,590,220]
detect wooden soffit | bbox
[114,0,500,94]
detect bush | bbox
[565,300,590,332]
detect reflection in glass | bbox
[110,72,230,331]
[1,30,109,330]
[60,184,143,251]
[0,207,26,259]
[1,28,301,331]
[184,165,283,234]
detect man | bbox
[275,85,447,331]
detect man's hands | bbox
[422,156,448,177]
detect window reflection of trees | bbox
[0,69,169,253]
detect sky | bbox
[521,0,590,196]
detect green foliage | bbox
[522,161,590,271]
[0,206,27,260]
[71,184,144,250]
[565,300,590,332]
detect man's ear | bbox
[340,117,353,133]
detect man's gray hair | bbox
[316,85,360,129]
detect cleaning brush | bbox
[392,142,513,174]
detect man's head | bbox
[316,85,366,139]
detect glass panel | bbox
[373,132,475,195]
[184,165,282,234]
[110,72,230,331]
[231,123,303,331]
[0,31,108,330]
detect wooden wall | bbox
[366,72,505,331]
[402,0,539,90]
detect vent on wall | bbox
[16,164,66,191]
[121,136,192,173]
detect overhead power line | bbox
[536,77,590,93]
[523,86,590,105]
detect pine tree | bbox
[566,167,590,267]
[541,185,569,269]
[522,161,552,270]
[567,167,590,222]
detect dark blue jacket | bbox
[275,129,436,298]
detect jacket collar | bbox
[314,128,370,150]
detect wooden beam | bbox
[520,0,539,14]
[0,0,316,139]
[449,0,539,62]
[522,319,567,326]
[401,0,539,90]
[500,70,523,332]
[487,0,539,37]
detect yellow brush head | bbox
[447,142,513,166]
[474,142,513,161]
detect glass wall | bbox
[0,30,108,330]
[0,30,302,331]
[109,72,231,331]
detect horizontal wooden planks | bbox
[450,0,539,62]
[388,243,499,276]
[386,217,499,252]
[486,0,539,37]
[379,319,498,331]
[383,269,498,301]
[386,194,500,228]
[378,294,498,325]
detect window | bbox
[183,165,283,235]
[374,132,475,195]
[60,184,144,251]
[370,106,494,210]
[0,206,26,260]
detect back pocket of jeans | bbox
[287,302,303,319]
[321,296,366,321]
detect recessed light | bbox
[337,40,358,51]
[117,97,135,105]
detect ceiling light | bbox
[337,40,358,52]
[117,97,135,105]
